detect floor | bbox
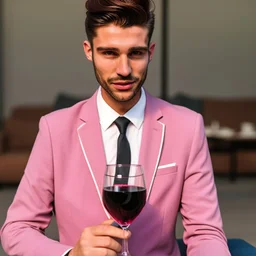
[0,176,256,255]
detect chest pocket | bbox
[156,163,177,176]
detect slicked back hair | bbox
[85,0,155,45]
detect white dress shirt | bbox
[97,87,146,165]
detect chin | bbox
[114,91,137,102]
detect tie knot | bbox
[114,117,130,134]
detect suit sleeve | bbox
[0,117,72,256]
[180,114,231,256]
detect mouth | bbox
[112,81,136,90]
[112,81,135,85]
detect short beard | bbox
[92,61,149,103]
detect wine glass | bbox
[102,164,147,256]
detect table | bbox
[207,134,256,181]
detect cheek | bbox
[95,59,116,76]
[134,63,148,76]
[131,58,149,71]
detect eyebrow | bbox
[96,46,149,52]
[97,47,118,52]
[129,47,149,52]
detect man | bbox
[1,0,231,255]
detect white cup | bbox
[211,120,220,133]
[240,122,255,134]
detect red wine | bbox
[103,185,146,226]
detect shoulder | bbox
[148,95,205,143]
[46,100,87,122]
[149,95,202,124]
[38,99,90,135]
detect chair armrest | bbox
[228,239,256,256]
[177,238,256,256]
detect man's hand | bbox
[69,220,131,256]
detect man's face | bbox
[84,24,155,114]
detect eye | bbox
[102,51,118,57]
[129,51,146,58]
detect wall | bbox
[0,0,3,126]
[2,0,162,116]
[3,1,256,117]
[169,0,256,97]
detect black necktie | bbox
[114,117,131,184]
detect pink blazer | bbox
[1,90,230,256]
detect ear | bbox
[149,42,156,62]
[83,40,93,61]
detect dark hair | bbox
[85,0,155,45]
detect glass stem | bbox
[121,226,130,255]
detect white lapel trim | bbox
[77,123,110,219]
[147,121,166,201]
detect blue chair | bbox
[177,239,256,256]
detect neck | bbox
[102,89,141,115]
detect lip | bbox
[112,82,135,91]
[112,81,135,91]
[112,81,135,85]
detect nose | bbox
[116,55,132,77]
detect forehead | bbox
[93,24,149,49]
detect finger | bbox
[91,224,131,239]
[102,219,115,225]
[97,248,116,256]
[94,236,122,252]
[81,247,117,256]
[102,219,121,229]
[111,221,121,229]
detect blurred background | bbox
[0,0,256,254]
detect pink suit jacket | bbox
[1,90,230,256]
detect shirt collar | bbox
[97,87,146,131]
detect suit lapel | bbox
[77,90,165,211]
[139,93,165,200]
[77,91,109,218]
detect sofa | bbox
[0,93,85,185]
[1,92,256,184]
[0,105,52,184]
[170,93,256,177]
